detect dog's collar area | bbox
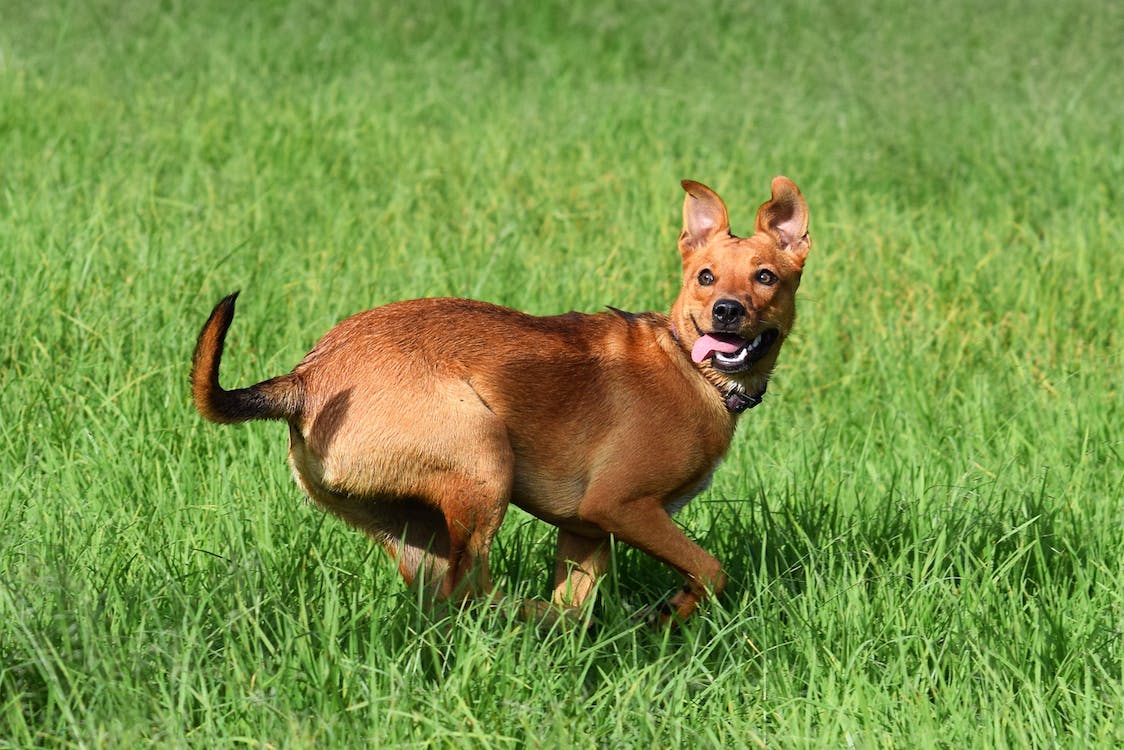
[723,384,765,413]
[671,324,765,414]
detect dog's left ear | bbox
[755,176,810,267]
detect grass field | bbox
[2,0,1122,746]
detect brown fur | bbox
[190,177,811,622]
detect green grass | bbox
[2,0,1122,746]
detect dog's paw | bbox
[518,598,598,632]
[630,600,677,629]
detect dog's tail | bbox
[190,292,304,424]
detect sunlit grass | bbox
[1,0,1122,746]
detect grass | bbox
[1,0,1122,746]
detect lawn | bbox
[1,0,1122,746]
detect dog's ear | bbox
[755,176,810,267]
[679,180,730,255]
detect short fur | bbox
[191,177,811,622]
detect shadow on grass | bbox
[679,465,1123,683]
[702,468,1109,604]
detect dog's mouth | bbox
[690,329,779,373]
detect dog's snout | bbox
[711,299,745,328]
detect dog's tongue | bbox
[691,333,746,363]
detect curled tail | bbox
[190,292,304,424]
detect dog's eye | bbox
[754,269,778,286]
[697,269,715,286]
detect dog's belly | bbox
[508,464,591,527]
[508,439,724,529]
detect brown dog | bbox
[191,177,810,622]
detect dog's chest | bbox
[664,459,723,516]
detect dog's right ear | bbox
[679,180,730,255]
[755,176,810,267]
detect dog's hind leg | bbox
[434,468,512,602]
[295,487,455,597]
[379,394,516,604]
[375,501,454,597]
[288,382,517,607]
[302,481,512,604]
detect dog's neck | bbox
[669,323,766,414]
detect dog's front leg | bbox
[551,530,610,608]
[578,494,727,622]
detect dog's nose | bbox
[711,299,746,328]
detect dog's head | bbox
[670,177,810,399]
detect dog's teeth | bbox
[751,334,763,348]
[715,347,749,365]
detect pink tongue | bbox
[691,334,745,363]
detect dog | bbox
[191,177,810,622]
